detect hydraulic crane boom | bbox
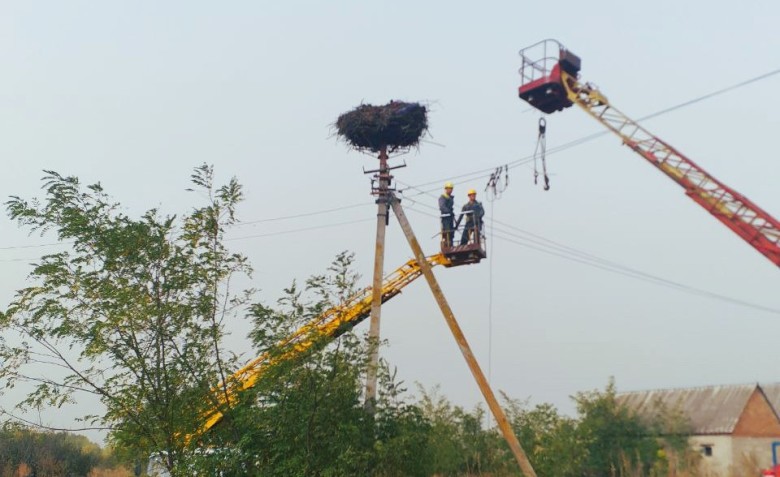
[517,39,780,267]
[182,193,537,476]
[193,253,452,439]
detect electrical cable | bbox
[0,202,374,251]
[400,203,780,315]
[398,183,780,314]
[488,228,780,315]
[400,67,780,196]
[5,69,775,253]
[487,200,494,413]
[0,242,71,251]
[225,217,374,241]
[231,202,372,227]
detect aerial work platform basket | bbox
[517,39,581,114]
[440,217,487,267]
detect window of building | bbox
[700,444,713,457]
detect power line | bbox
[2,68,777,262]
[4,193,777,314]
[225,217,374,241]
[399,203,780,315]
[639,68,780,121]
[232,202,371,227]
[5,68,774,253]
[0,203,373,251]
[488,229,780,315]
[0,242,72,251]
[1,219,373,262]
[398,150,780,314]
[1,214,374,252]
[400,67,780,196]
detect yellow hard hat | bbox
[467,189,477,195]
[444,181,454,188]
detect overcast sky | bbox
[2,1,779,444]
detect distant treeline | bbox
[0,427,129,477]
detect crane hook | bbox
[533,117,550,191]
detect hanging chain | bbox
[533,117,550,190]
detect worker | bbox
[439,181,455,247]
[457,188,484,245]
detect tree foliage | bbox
[504,396,584,476]
[200,252,436,476]
[0,424,127,477]
[1,166,251,473]
[573,379,660,477]
[2,168,698,477]
[506,377,695,477]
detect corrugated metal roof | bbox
[616,383,760,435]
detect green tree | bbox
[643,397,696,477]
[1,166,251,475]
[204,252,438,477]
[203,252,374,476]
[0,424,121,477]
[416,386,520,477]
[416,385,464,475]
[504,396,584,477]
[372,365,435,477]
[573,379,659,477]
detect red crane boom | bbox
[517,39,780,268]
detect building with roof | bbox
[617,383,780,477]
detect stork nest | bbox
[336,101,428,154]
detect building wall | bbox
[621,385,780,476]
[733,389,780,437]
[687,436,780,477]
[730,389,780,475]
[733,437,780,474]
[689,435,733,477]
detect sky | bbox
[1,1,779,445]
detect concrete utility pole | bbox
[388,194,538,477]
[363,146,390,413]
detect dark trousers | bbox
[460,224,479,245]
[441,217,454,247]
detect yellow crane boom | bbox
[193,253,452,439]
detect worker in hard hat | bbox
[439,181,455,247]
[457,188,485,245]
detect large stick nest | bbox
[336,101,428,154]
